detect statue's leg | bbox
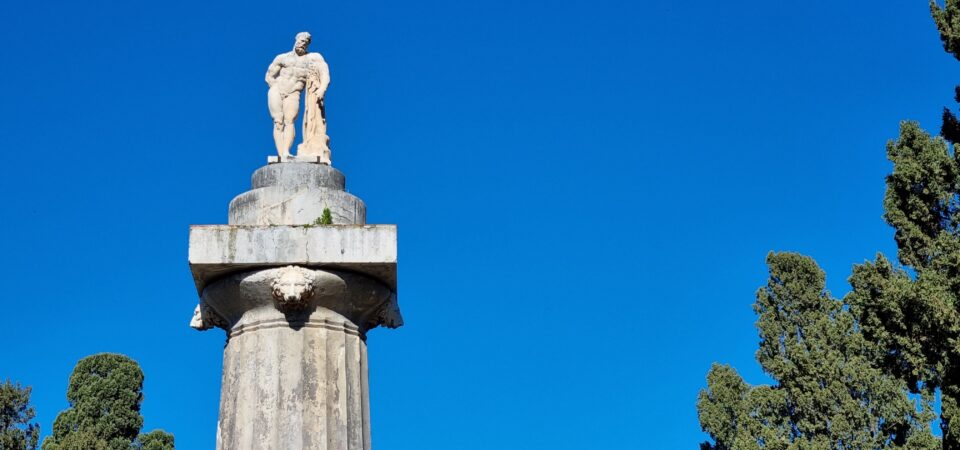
[282,92,301,156]
[267,89,287,157]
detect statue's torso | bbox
[272,52,325,94]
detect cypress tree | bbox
[41,354,174,450]
[698,253,938,449]
[702,4,960,448]
[931,1,960,143]
[846,120,960,448]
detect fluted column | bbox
[189,162,400,450]
[199,267,391,449]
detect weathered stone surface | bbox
[188,224,397,294]
[201,266,399,334]
[229,162,365,226]
[252,162,345,191]
[229,185,365,226]
[206,267,389,449]
[219,317,370,449]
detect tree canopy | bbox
[845,119,960,447]
[701,3,960,448]
[0,380,40,450]
[932,0,960,61]
[134,430,175,450]
[41,354,174,450]
[931,1,960,143]
[697,253,938,449]
[845,5,960,444]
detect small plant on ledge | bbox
[312,208,333,226]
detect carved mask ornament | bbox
[190,303,228,331]
[271,266,316,311]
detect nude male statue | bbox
[265,32,331,162]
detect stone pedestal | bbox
[189,163,400,450]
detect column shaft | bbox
[217,309,370,450]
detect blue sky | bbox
[0,0,955,448]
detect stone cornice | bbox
[188,224,397,295]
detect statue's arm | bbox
[265,56,282,87]
[314,57,330,96]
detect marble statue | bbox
[265,32,331,163]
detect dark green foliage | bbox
[930,2,960,146]
[941,87,960,146]
[881,121,960,269]
[698,253,938,449]
[931,2,960,146]
[41,354,174,450]
[702,6,960,448]
[0,380,40,450]
[45,430,109,450]
[846,121,960,448]
[932,0,960,61]
[941,105,960,145]
[134,430,174,450]
[43,354,144,450]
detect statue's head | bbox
[294,32,312,56]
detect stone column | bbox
[189,163,400,450]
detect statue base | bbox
[268,154,330,165]
[297,139,332,165]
